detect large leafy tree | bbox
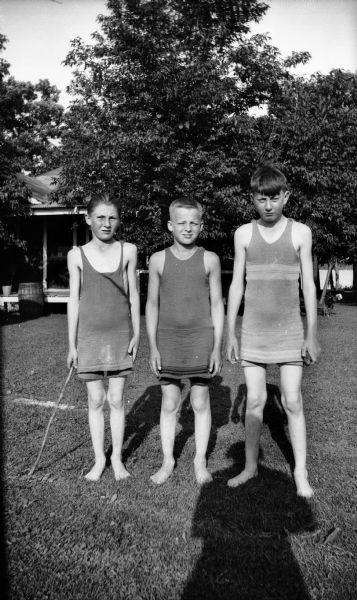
[0,34,64,245]
[258,69,357,268]
[0,34,28,245]
[58,0,308,262]
[12,77,64,176]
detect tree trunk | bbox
[353,262,357,289]
[329,262,335,290]
[319,261,334,307]
[334,260,340,289]
[312,254,321,297]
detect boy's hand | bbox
[67,347,78,370]
[149,348,162,377]
[302,334,321,364]
[226,335,239,364]
[128,335,140,362]
[209,349,222,377]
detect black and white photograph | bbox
[1,1,356,598]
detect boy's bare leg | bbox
[85,380,107,481]
[280,365,313,498]
[150,383,181,484]
[228,365,266,488]
[107,376,130,481]
[191,384,212,485]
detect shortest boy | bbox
[226,164,320,497]
[146,198,224,485]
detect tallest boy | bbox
[226,164,320,497]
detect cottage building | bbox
[1,168,87,307]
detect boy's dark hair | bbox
[86,193,120,215]
[169,197,203,219]
[250,164,287,196]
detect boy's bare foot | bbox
[111,456,130,481]
[227,469,258,488]
[150,458,175,485]
[194,458,213,485]
[294,469,314,498]
[84,458,106,482]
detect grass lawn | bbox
[1,303,356,600]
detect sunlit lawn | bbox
[1,301,356,599]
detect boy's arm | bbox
[297,224,321,362]
[125,243,140,361]
[67,248,81,369]
[145,252,163,376]
[226,226,248,363]
[206,252,224,376]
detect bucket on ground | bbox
[18,282,44,318]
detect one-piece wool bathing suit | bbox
[77,242,132,377]
[241,219,304,364]
[157,247,214,380]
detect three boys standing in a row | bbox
[67,163,320,497]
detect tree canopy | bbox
[0,34,64,246]
[260,69,357,265]
[56,0,356,268]
[57,0,312,263]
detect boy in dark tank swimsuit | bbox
[67,193,140,482]
[146,198,224,485]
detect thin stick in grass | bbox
[28,366,74,477]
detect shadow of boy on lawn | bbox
[123,376,231,466]
[174,375,232,463]
[231,383,295,470]
[122,384,162,462]
[49,377,230,472]
[181,442,316,600]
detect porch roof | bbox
[16,168,86,215]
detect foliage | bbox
[0,33,28,244]
[257,69,357,264]
[57,0,310,263]
[0,34,64,246]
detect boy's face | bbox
[252,190,289,225]
[168,207,203,246]
[85,203,119,242]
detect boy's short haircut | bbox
[250,164,287,197]
[169,197,203,220]
[86,192,120,215]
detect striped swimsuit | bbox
[241,219,304,364]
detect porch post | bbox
[72,220,78,247]
[43,217,48,290]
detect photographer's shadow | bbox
[232,382,294,471]
[181,442,316,600]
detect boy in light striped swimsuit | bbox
[226,164,320,497]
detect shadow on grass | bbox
[340,290,357,305]
[181,442,316,600]
[175,376,232,462]
[231,383,294,471]
[0,375,10,598]
[121,376,231,466]
[122,384,162,461]
[34,379,289,479]
[40,385,163,472]
[0,311,50,326]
